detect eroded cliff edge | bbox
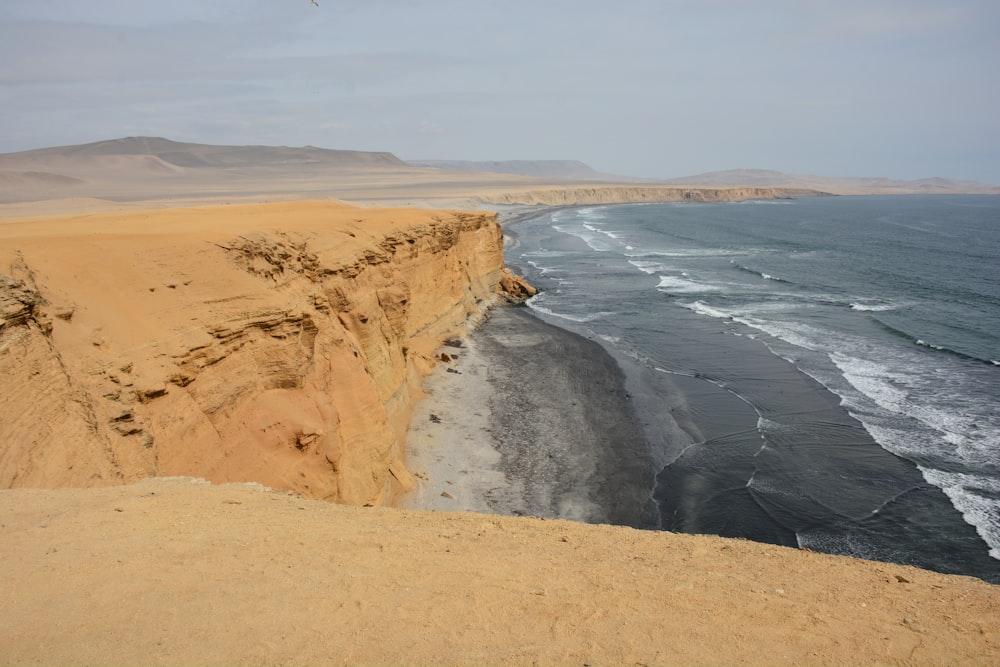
[477,185,829,206]
[0,201,532,504]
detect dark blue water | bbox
[505,195,1000,582]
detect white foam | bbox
[920,468,1000,560]
[551,224,618,253]
[628,259,667,275]
[522,249,570,258]
[732,261,784,282]
[527,299,615,323]
[684,300,735,320]
[851,301,896,312]
[625,248,744,258]
[657,276,722,294]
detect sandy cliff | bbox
[478,185,827,205]
[0,202,528,504]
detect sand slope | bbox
[1,478,997,666]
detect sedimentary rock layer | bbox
[479,185,827,205]
[0,202,525,504]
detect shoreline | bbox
[400,306,657,528]
[409,200,1000,585]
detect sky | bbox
[1,0,998,182]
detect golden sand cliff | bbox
[0,201,531,504]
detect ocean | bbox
[504,195,1000,583]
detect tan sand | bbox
[2,477,997,666]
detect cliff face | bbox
[479,185,828,205]
[0,202,522,504]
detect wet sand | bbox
[401,307,656,528]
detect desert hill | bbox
[663,168,1000,195]
[7,136,407,170]
[0,137,546,206]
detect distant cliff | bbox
[407,159,632,181]
[0,202,531,504]
[478,185,829,205]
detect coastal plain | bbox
[1,139,998,665]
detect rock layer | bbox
[0,202,521,504]
[479,185,827,205]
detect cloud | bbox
[0,0,997,181]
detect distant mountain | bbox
[1,136,406,172]
[0,137,418,204]
[3,138,995,206]
[407,159,637,182]
[662,169,1000,195]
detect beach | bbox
[401,306,656,527]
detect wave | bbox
[526,295,615,323]
[580,219,625,241]
[731,261,790,283]
[921,468,1000,560]
[872,318,995,366]
[524,260,568,276]
[628,259,668,275]
[625,248,744,258]
[850,301,896,312]
[684,300,737,321]
[657,276,723,294]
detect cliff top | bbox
[2,477,997,665]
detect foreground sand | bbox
[2,477,997,666]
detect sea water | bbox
[505,195,1000,582]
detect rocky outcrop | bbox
[497,268,538,302]
[0,202,526,504]
[479,185,829,205]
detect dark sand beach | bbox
[402,307,657,528]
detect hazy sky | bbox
[2,0,998,181]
